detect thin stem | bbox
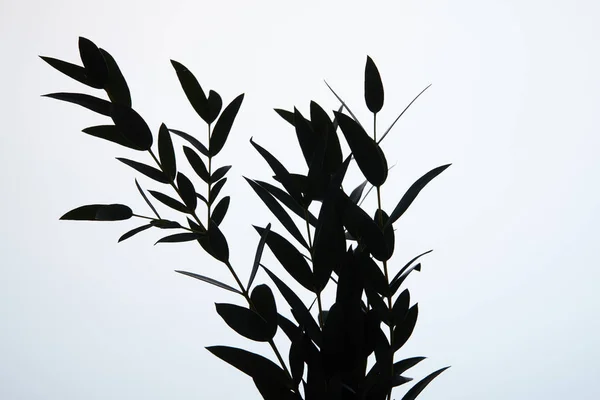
[132,213,154,220]
[207,124,212,226]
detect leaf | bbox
[117,158,169,183]
[247,223,271,289]
[335,111,387,187]
[393,304,418,351]
[364,56,384,114]
[389,250,433,290]
[170,129,209,157]
[149,190,189,213]
[207,346,292,389]
[251,284,278,338]
[361,254,389,297]
[175,270,241,295]
[392,289,410,325]
[401,367,450,400]
[187,217,206,233]
[250,138,303,204]
[110,104,153,151]
[150,219,182,229]
[246,178,309,250]
[206,90,223,124]
[378,84,431,144]
[199,220,229,262]
[118,224,152,242]
[60,204,132,221]
[39,56,100,88]
[375,209,395,261]
[78,37,108,88]
[210,94,244,156]
[155,232,201,244]
[394,357,426,376]
[386,164,451,228]
[324,81,363,128]
[176,172,196,211]
[390,263,422,296]
[289,332,306,387]
[216,303,273,342]
[277,313,301,342]
[255,180,318,227]
[211,196,230,226]
[209,177,227,204]
[135,179,160,218]
[98,48,131,107]
[171,60,210,123]
[82,125,142,150]
[254,226,314,291]
[196,192,208,205]
[293,108,318,167]
[158,123,176,180]
[183,146,210,182]
[42,93,111,116]
[262,266,322,347]
[349,180,367,205]
[311,101,342,175]
[274,108,295,125]
[211,165,231,183]
[340,193,388,261]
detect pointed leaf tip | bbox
[365,56,384,113]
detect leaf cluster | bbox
[43,40,450,400]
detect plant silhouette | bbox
[42,37,451,400]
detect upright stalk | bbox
[207,124,212,226]
[305,208,324,329]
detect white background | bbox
[2,0,599,399]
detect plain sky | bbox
[2,0,599,399]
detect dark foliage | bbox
[44,38,451,400]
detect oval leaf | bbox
[171,60,210,122]
[393,304,418,351]
[211,165,231,183]
[158,123,176,180]
[209,177,227,204]
[211,196,230,226]
[176,172,197,211]
[110,104,153,151]
[210,94,244,156]
[43,92,111,116]
[98,48,131,107]
[60,204,132,221]
[251,284,278,339]
[216,303,273,342]
[39,56,98,88]
[149,190,189,213]
[170,129,209,157]
[79,37,108,88]
[183,146,210,182]
[118,224,152,242]
[401,367,450,400]
[364,56,384,114]
[117,158,169,183]
[155,232,201,244]
[83,125,143,150]
[206,90,222,124]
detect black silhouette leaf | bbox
[335,111,387,187]
[310,101,342,174]
[149,190,189,213]
[393,304,418,351]
[196,192,208,205]
[42,93,111,116]
[250,138,303,204]
[364,56,384,114]
[386,164,451,228]
[256,180,318,227]
[110,104,153,151]
[277,314,301,342]
[389,250,432,295]
[390,263,422,296]
[170,129,209,157]
[211,196,230,226]
[199,220,229,262]
[155,232,201,244]
[349,180,368,204]
[216,303,273,342]
[176,172,197,211]
[135,179,160,218]
[150,220,182,229]
[401,367,450,400]
[341,194,388,261]
[39,56,99,88]
[117,158,169,183]
[206,90,223,125]
[392,289,410,325]
[211,165,231,183]
[183,146,210,182]
[248,223,271,289]
[293,108,318,167]
[262,266,322,347]
[378,84,431,145]
[375,209,395,261]
[247,178,308,250]
[175,270,241,294]
[60,204,132,221]
[187,217,206,233]
[324,81,363,129]
[251,284,278,339]
[158,123,176,180]
[394,357,426,376]
[98,48,131,107]
[118,224,152,242]
[171,60,210,122]
[274,108,295,126]
[206,346,292,389]
[361,254,389,297]
[289,332,305,387]
[82,125,141,150]
[209,177,227,204]
[78,37,108,88]
[210,94,244,156]
[254,226,314,291]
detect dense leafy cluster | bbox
[42,37,450,400]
